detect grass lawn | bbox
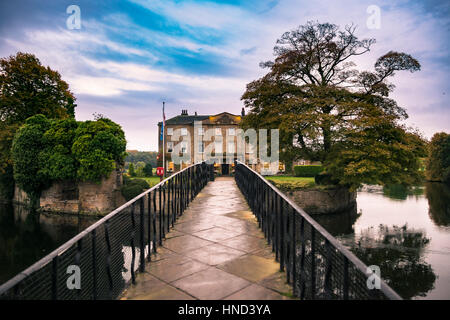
[130,176,161,187]
[265,176,316,191]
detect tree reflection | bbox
[351,224,436,299]
[382,184,424,200]
[425,182,450,226]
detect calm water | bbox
[0,204,98,285]
[315,182,450,300]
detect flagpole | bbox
[162,101,165,178]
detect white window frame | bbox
[227,141,235,154]
[227,128,235,136]
[198,127,205,136]
[215,128,222,136]
[181,128,188,136]
[167,127,173,136]
[215,141,223,154]
[181,141,188,154]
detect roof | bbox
[158,112,241,126]
[158,115,210,125]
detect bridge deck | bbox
[120,177,295,300]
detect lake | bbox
[0,204,98,285]
[315,182,450,300]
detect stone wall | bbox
[285,187,357,215]
[13,169,126,215]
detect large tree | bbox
[0,52,76,199]
[241,21,426,189]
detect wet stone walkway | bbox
[120,177,295,300]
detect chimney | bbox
[241,107,245,117]
[181,109,188,115]
[195,111,197,116]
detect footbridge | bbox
[0,162,401,300]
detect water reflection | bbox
[0,203,98,285]
[314,203,360,236]
[350,224,436,299]
[382,184,424,200]
[426,182,450,226]
[312,182,450,300]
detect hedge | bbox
[121,178,150,201]
[294,165,323,177]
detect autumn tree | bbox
[241,21,426,189]
[0,52,76,199]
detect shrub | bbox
[143,163,153,177]
[12,114,126,199]
[294,165,323,177]
[121,178,149,201]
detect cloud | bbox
[0,0,448,150]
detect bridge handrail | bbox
[235,161,401,300]
[0,162,213,299]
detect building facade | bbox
[158,109,284,175]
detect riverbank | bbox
[265,176,356,215]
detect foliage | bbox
[425,132,450,183]
[325,125,427,190]
[121,178,149,201]
[241,21,425,190]
[128,163,136,177]
[11,115,126,199]
[0,52,76,200]
[0,52,76,123]
[134,161,146,177]
[11,115,51,198]
[293,165,323,177]
[39,118,78,181]
[125,151,157,167]
[143,163,153,177]
[72,117,127,182]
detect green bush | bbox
[12,114,126,199]
[121,178,149,201]
[143,163,153,177]
[294,165,323,177]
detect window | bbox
[227,141,235,154]
[215,141,223,154]
[167,128,173,136]
[198,141,204,153]
[246,140,254,154]
[198,127,205,136]
[215,128,222,136]
[181,128,187,136]
[181,141,187,153]
[227,128,235,136]
[167,142,173,152]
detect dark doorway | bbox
[221,164,229,175]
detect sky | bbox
[0,0,449,151]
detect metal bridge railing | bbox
[234,161,402,300]
[0,162,213,300]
